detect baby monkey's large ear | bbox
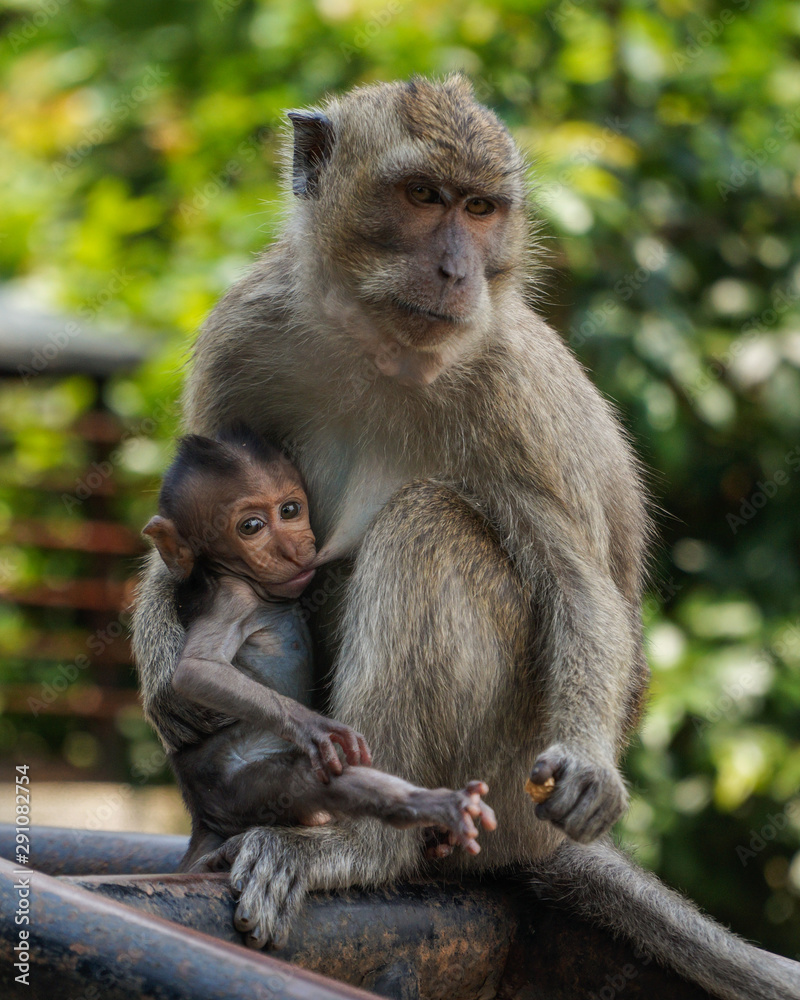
[142,515,195,580]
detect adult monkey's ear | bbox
[287,110,335,198]
[142,515,195,580]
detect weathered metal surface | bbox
[68,871,715,1000]
[0,826,719,999]
[0,822,187,876]
[0,857,377,1000]
[68,872,516,1000]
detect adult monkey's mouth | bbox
[392,298,463,325]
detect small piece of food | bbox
[525,775,555,803]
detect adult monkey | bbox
[133,76,800,1000]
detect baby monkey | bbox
[143,426,496,870]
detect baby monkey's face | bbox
[214,460,317,599]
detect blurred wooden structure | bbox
[0,295,154,780]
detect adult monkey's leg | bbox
[199,481,553,949]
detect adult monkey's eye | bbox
[280,501,301,520]
[239,517,266,535]
[408,184,442,205]
[465,198,494,216]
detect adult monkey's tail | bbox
[530,838,800,1000]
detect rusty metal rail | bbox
[0,824,718,999]
[0,822,187,876]
[0,857,376,1000]
[68,872,517,999]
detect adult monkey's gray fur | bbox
[132,75,800,999]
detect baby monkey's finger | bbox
[308,746,329,783]
[456,811,479,845]
[464,780,489,796]
[330,729,362,766]
[478,802,497,831]
[357,734,373,766]
[462,782,496,828]
[429,842,454,859]
[317,737,344,776]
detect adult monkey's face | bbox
[286,75,531,383]
[374,176,511,347]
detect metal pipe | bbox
[0,856,376,1000]
[67,871,516,1000]
[0,825,718,999]
[0,823,187,875]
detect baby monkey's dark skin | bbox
[144,427,496,871]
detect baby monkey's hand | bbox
[281,703,372,781]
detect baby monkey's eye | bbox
[239,517,266,536]
[280,501,301,520]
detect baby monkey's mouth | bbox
[260,563,317,600]
[283,566,315,588]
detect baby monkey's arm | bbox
[173,582,371,781]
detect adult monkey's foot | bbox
[229,828,309,949]
[190,824,399,950]
[189,827,310,948]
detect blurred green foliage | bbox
[0,0,799,956]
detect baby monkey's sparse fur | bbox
[133,75,800,996]
[143,426,496,874]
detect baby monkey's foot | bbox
[406,780,496,856]
[424,826,458,860]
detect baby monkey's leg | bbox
[184,748,496,867]
[318,770,497,855]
